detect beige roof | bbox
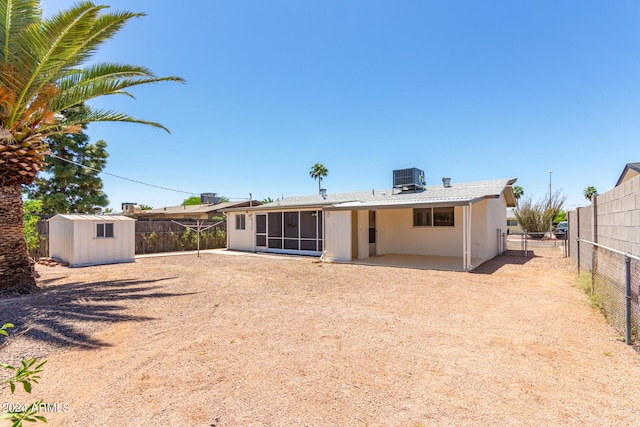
[137,201,253,216]
[224,178,517,212]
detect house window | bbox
[507,220,518,226]
[235,214,246,230]
[413,208,432,227]
[413,207,455,227]
[97,223,114,238]
[433,207,454,227]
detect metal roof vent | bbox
[393,168,426,192]
[320,188,327,199]
[442,177,451,188]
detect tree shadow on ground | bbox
[0,277,194,351]
[471,250,538,274]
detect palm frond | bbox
[57,63,156,91]
[51,66,184,111]
[40,107,171,134]
[9,2,102,124]
[74,9,145,63]
[0,0,40,66]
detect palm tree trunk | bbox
[318,178,321,195]
[0,184,38,294]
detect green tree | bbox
[0,1,184,293]
[27,104,109,213]
[182,195,230,206]
[22,198,42,251]
[513,185,524,202]
[139,204,153,210]
[181,196,201,206]
[261,197,274,204]
[583,186,597,201]
[514,191,566,235]
[309,163,328,194]
[554,210,567,223]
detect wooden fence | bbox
[29,218,227,259]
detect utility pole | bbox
[549,170,553,239]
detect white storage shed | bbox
[48,214,136,267]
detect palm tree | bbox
[583,186,597,201]
[309,163,328,195]
[0,1,184,293]
[513,185,524,202]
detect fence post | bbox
[625,255,632,345]
[591,244,595,295]
[577,239,581,272]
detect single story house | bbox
[615,162,640,187]
[224,173,517,271]
[131,201,259,220]
[48,214,136,267]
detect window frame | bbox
[235,214,246,230]
[413,208,432,227]
[413,207,455,227]
[96,222,115,238]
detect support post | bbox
[577,239,581,272]
[625,256,632,345]
[591,244,595,295]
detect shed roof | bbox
[224,178,517,212]
[49,214,135,221]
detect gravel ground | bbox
[1,248,639,426]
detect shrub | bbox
[0,323,47,426]
[514,191,566,234]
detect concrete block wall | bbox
[569,206,593,269]
[595,174,640,256]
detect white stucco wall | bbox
[469,197,507,260]
[324,210,352,261]
[227,212,254,251]
[376,207,464,257]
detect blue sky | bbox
[42,0,640,210]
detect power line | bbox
[47,153,197,195]
[46,153,251,200]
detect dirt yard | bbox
[1,248,639,426]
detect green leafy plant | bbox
[0,323,47,426]
[22,199,42,251]
[514,191,566,235]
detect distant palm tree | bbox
[0,1,183,293]
[513,185,524,202]
[584,186,598,201]
[309,163,328,195]
[261,197,274,204]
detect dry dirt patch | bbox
[1,248,639,426]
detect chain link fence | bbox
[506,232,568,256]
[579,239,639,344]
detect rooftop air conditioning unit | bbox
[200,193,220,205]
[393,168,426,192]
